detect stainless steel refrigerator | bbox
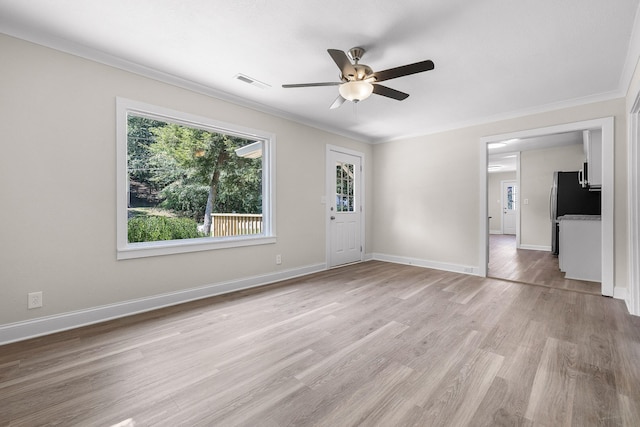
[550,171,601,255]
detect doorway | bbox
[480,118,614,296]
[326,146,364,268]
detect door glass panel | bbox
[506,185,517,211]
[335,162,355,213]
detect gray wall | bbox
[0,31,633,334]
[520,144,585,249]
[0,34,373,327]
[372,99,627,284]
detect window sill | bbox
[117,235,276,260]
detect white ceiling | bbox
[1,0,639,143]
[488,131,584,172]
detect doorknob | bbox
[330,216,336,220]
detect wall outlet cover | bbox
[28,291,43,309]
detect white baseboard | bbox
[0,263,326,345]
[624,293,639,316]
[371,253,479,276]
[614,286,627,301]
[5,256,625,345]
[518,244,551,251]
[489,229,503,235]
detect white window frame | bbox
[116,97,276,260]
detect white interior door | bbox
[502,180,517,235]
[328,149,362,267]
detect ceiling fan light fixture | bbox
[339,80,374,102]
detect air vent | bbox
[234,73,270,89]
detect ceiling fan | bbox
[282,47,435,109]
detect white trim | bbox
[628,91,640,316]
[519,244,552,252]
[615,286,628,302]
[370,252,631,302]
[0,24,370,144]
[515,153,522,249]
[480,117,615,296]
[325,145,366,268]
[480,139,489,277]
[117,236,277,260]
[620,3,640,97]
[116,97,276,260]
[0,263,326,345]
[372,253,479,276]
[601,118,615,297]
[489,229,503,235]
[376,90,623,144]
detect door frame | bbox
[325,145,365,268]
[500,180,518,235]
[628,94,640,315]
[479,117,615,296]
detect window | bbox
[335,162,355,212]
[116,98,275,259]
[506,184,517,211]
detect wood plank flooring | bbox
[1,261,639,426]
[488,234,601,295]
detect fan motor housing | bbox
[341,64,373,82]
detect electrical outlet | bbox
[276,254,282,265]
[28,291,43,309]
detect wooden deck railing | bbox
[211,213,262,237]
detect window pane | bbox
[333,161,356,213]
[507,185,518,211]
[127,114,263,243]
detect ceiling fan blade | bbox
[373,60,435,82]
[327,49,356,77]
[372,84,410,100]
[330,95,346,109]
[282,82,341,88]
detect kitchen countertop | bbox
[557,214,601,221]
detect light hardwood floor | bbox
[2,261,639,426]
[488,234,601,295]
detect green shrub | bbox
[128,216,204,242]
[160,182,209,222]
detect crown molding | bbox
[619,2,640,97]
[0,22,372,144]
[1,15,634,146]
[374,89,624,144]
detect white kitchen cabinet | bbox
[582,129,602,189]
[558,215,601,282]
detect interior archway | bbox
[479,117,614,296]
